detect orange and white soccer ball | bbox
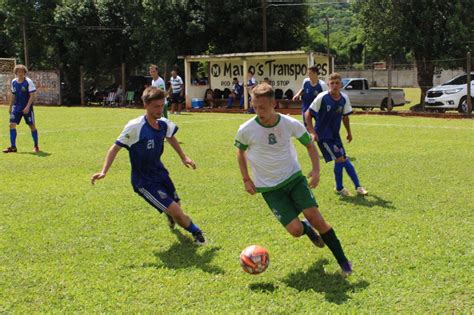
[239,245,269,275]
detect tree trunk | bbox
[414,52,435,111]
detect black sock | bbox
[320,228,348,265]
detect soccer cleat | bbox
[33,146,40,153]
[193,230,206,245]
[165,213,176,229]
[2,146,17,153]
[336,187,351,197]
[356,186,368,196]
[340,261,353,277]
[303,219,325,248]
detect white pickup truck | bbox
[342,78,407,110]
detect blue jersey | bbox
[115,116,178,187]
[233,82,243,99]
[301,78,327,112]
[308,91,352,140]
[11,77,36,113]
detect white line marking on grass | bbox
[351,122,474,130]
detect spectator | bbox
[168,69,184,115]
[227,78,244,108]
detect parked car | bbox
[342,78,407,110]
[425,72,474,113]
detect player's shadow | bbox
[249,282,277,293]
[18,151,51,157]
[283,259,369,304]
[144,229,224,275]
[338,193,395,209]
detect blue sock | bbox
[334,162,344,191]
[184,221,200,234]
[343,158,361,189]
[10,129,17,147]
[31,130,38,147]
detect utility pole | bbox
[22,17,29,68]
[262,0,267,52]
[325,17,332,74]
[467,50,472,115]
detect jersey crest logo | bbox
[336,106,343,113]
[268,133,277,145]
[21,86,27,92]
[157,190,168,199]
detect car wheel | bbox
[381,98,393,112]
[458,96,467,113]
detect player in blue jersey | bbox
[293,65,328,126]
[91,87,205,244]
[305,73,368,197]
[227,77,244,108]
[3,64,39,153]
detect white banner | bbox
[209,55,330,96]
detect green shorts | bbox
[261,176,318,227]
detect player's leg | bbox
[163,102,169,119]
[3,111,21,152]
[342,157,368,195]
[25,109,39,152]
[302,206,352,275]
[289,176,325,248]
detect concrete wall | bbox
[337,68,465,88]
[0,71,60,105]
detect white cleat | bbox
[336,187,351,197]
[356,186,368,196]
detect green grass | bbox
[1,106,473,312]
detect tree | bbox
[354,0,474,108]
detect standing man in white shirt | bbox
[168,69,184,115]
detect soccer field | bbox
[1,106,473,312]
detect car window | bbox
[350,80,364,90]
[342,79,350,87]
[443,75,467,85]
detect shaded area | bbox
[338,193,395,209]
[18,151,52,157]
[249,282,277,293]
[283,259,369,304]
[141,229,224,275]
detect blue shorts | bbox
[318,138,346,162]
[10,109,35,125]
[133,176,180,213]
[170,93,182,104]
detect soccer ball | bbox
[239,245,269,275]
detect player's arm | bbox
[292,88,303,101]
[166,135,196,169]
[305,141,321,189]
[91,144,122,184]
[236,149,256,195]
[9,93,15,114]
[23,91,36,113]
[305,109,318,141]
[342,115,352,143]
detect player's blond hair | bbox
[14,64,28,75]
[251,83,274,99]
[328,72,342,81]
[142,87,166,104]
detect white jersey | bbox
[234,114,311,192]
[169,75,183,93]
[152,77,168,105]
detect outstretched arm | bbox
[305,141,320,188]
[342,115,352,142]
[167,136,196,169]
[305,110,318,142]
[237,149,256,195]
[91,144,122,184]
[292,88,303,101]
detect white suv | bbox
[425,72,474,113]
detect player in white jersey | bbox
[149,64,168,118]
[235,83,352,276]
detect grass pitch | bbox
[0,106,473,312]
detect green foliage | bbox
[0,106,473,312]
